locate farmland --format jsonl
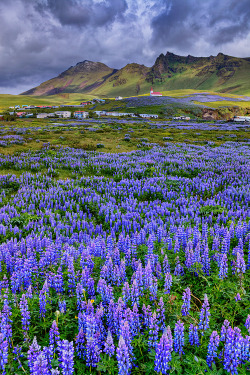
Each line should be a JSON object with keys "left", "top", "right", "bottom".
{"left": 0, "top": 115, "right": 250, "bottom": 374}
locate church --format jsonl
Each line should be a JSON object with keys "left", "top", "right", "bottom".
{"left": 150, "top": 87, "right": 162, "bottom": 97}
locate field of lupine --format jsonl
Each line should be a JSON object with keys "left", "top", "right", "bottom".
{"left": 0, "top": 133, "right": 250, "bottom": 374}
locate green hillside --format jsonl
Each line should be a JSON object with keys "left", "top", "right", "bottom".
{"left": 21, "top": 52, "right": 250, "bottom": 97}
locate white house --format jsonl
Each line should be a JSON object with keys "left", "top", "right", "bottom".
{"left": 55, "top": 111, "right": 71, "bottom": 118}
{"left": 94, "top": 111, "right": 107, "bottom": 116}
{"left": 233, "top": 116, "right": 250, "bottom": 122}
{"left": 140, "top": 114, "right": 159, "bottom": 119}
{"left": 37, "top": 113, "right": 50, "bottom": 119}
{"left": 150, "top": 87, "right": 162, "bottom": 97}
{"left": 173, "top": 116, "right": 190, "bottom": 120}
{"left": 74, "top": 111, "right": 89, "bottom": 119}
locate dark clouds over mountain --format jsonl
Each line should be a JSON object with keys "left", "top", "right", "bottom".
{"left": 0, "top": 0, "right": 249, "bottom": 94}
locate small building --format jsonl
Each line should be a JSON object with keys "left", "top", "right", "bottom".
{"left": 55, "top": 111, "right": 71, "bottom": 118}
{"left": 150, "top": 87, "right": 162, "bottom": 97}
{"left": 37, "top": 113, "right": 55, "bottom": 119}
{"left": 139, "top": 114, "right": 159, "bottom": 119}
{"left": 16, "top": 112, "right": 27, "bottom": 118}
{"left": 80, "top": 101, "right": 92, "bottom": 106}
{"left": 74, "top": 111, "right": 89, "bottom": 119}
{"left": 92, "top": 98, "right": 105, "bottom": 104}
{"left": 94, "top": 111, "right": 107, "bottom": 116}
{"left": 115, "top": 96, "right": 123, "bottom": 101}
{"left": 233, "top": 116, "right": 250, "bottom": 122}
{"left": 173, "top": 116, "right": 190, "bottom": 120}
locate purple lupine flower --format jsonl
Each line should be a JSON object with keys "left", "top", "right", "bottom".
{"left": 130, "top": 279, "right": 140, "bottom": 306}
{"left": 49, "top": 321, "right": 60, "bottom": 354}
{"left": 148, "top": 312, "right": 159, "bottom": 349}
{"left": 174, "top": 256, "right": 184, "bottom": 276}
{"left": 76, "top": 328, "right": 85, "bottom": 359}
{"left": 39, "top": 282, "right": 49, "bottom": 318}
{"left": 27, "top": 337, "right": 41, "bottom": 374}
{"left": 164, "top": 272, "right": 172, "bottom": 294}
{"left": 219, "top": 254, "right": 228, "bottom": 280}
{"left": 163, "top": 254, "right": 170, "bottom": 273}
{"left": 149, "top": 277, "right": 158, "bottom": 300}
{"left": 241, "top": 335, "right": 250, "bottom": 363}
{"left": 154, "top": 327, "right": 173, "bottom": 374}
{"left": 247, "top": 240, "right": 250, "bottom": 270}
{"left": 221, "top": 320, "right": 231, "bottom": 342}
{"left": 131, "top": 303, "right": 141, "bottom": 337}
{"left": 223, "top": 327, "right": 242, "bottom": 374}
{"left": 122, "top": 282, "right": 130, "bottom": 305}
{"left": 67, "top": 258, "right": 76, "bottom": 296}
{"left": 181, "top": 287, "right": 191, "bottom": 316}
{"left": 235, "top": 293, "right": 241, "bottom": 302}
{"left": 236, "top": 251, "right": 246, "bottom": 275}
{"left": 198, "top": 294, "right": 210, "bottom": 335}
{"left": 189, "top": 324, "right": 200, "bottom": 346}
{"left": 0, "top": 333, "right": 8, "bottom": 375}
{"left": 19, "top": 294, "right": 30, "bottom": 340}
{"left": 116, "top": 336, "right": 131, "bottom": 375}
{"left": 58, "top": 300, "right": 66, "bottom": 314}
{"left": 58, "top": 340, "right": 74, "bottom": 375}
{"left": 142, "top": 304, "right": 152, "bottom": 328}
{"left": 104, "top": 331, "right": 115, "bottom": 357}
{"left": 174, "top": 320, "right": 185, "bottom": 356}
{"left": 245, "top": 315, "right": 250, "bottom": 334}
{"left": 76, "top": 283, "right": 84, "bottom": 310}
{"left": 202, "top": 246, "right": 210, "bottom": 276}
{"left": 120, "top": 320, "right": 133, "bottom": 361}
{"left": 206, "top": 331, "right": 220, "bottom": 368}
{"left": 33, "top": 352, "right": 50, "bottom": 375}
{"left": 85, "top": 336, "right": 101, "bottom": 368}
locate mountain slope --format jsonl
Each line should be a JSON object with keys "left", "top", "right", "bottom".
{"left": 23, "top": 60, "right": 117, "bottom": 96}
{"left": 22, "top": 52, "right": 250, "bottom": 97}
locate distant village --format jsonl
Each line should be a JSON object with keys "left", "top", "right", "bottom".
{"left": 4, "top": 90, "right": 163, "bottom": 120}
{"left": 1, "top": 88, "right": 249, "bottom": 122}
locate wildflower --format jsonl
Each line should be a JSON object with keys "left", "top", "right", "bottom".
{"left": 49, "top": 321, "right": 60, "bottom": 354}
{"left": 104, "top": 331, "right": 115, "bottom": 357}
{"left": 174, "top": 320, "right": 185, "bottom": 356}
{"left": 181, "top": 287, "right": 191, "bottom": 316}
{"left": 219, "top": 254, "right": 228, "bottom": 280}
{"left": 164, "top": 273, "right": 172, "bottom": 294}
{"left": 116, "top": 336, "right": 131, "bottom": 375}
{"left": 33, "top": 353, "right": 50, "bottom": 375}
{"left": 148, "top": 312, "right": 159, "bottom": 349}
{"left": 58, "top": 340, "right": 74, "bottom": 375}
{"left": 0, "top": 333, "right": 8, "bottom": 375}
{"left": 235, "top": 293, "right": 241, "bottom": 302}
{"left": 198, "top": 294, "right": 210, "bottom": 334}
{"left": 206, "top": 331, "right": 220, "bottom": 368}
{"left": 223, "top": 327, "right": 242, "bottom": 374}
{"left": 154, "top": 327, "right": 173, "bottom": 374}
{"left": 189, "top": 324, "right": 200, "bottom": 346}
{"left": 19, "top": 294, "right": 30, "bottom": 340}
{"left": 245, "top": 315, "right": 250, "bottom": 334}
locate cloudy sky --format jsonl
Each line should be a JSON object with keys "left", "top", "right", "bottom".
{"left": 0, "top": 0, "right": 249, "bottom": 94}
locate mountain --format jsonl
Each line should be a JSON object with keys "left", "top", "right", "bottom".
{"left": 22, "top": 52, "right": 250, "bottom": 97}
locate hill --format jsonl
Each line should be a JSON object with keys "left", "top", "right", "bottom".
{"left": 22, "top": 52, "right": 250, "bottom": 97}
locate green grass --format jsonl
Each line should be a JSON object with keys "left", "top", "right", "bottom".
{"left": 0, "top": 118, "right": 249, "bottom": 159}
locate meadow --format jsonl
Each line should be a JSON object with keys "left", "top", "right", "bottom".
{"left": 0, "top": 116, "right": 250, "bottom": 374}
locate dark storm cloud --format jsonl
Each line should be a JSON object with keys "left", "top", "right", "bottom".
{"left": 35, "top": 0, "right": 128, "bottom": 27}
{"left": 0, "top": 0, "right": 249, "bottom": 94}
{"left": 151, "top": 0, "right": 250, "bottom": 53}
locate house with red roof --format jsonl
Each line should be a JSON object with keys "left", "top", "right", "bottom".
{"left": 150, "top": 87, "right": 162, "bottom": 97}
